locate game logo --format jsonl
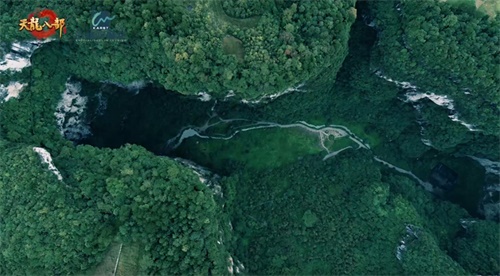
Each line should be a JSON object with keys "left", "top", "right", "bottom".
{"left": 19, "top": 9, "right": 66, "bottom": 39}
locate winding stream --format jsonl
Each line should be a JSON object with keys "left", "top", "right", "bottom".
{"left": 166, "top": 107, "right": 435, "bottom": 194}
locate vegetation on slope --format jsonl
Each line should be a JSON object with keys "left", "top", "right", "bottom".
{"left": 1, "top": 0, "right": 356, "bottom": 99}
{"left": 0, "top": 0, "right": 498, "bottom": 274}
{"left": 369, "top": 0, "right": 500, "bottom": 137}
{"left": 220, "top": 151, "right": 486, "bottom": 274}
{"left": 0, "top": 143, "right": 231, "bottom": 275}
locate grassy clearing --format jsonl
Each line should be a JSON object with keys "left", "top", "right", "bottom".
{"left": 175, "top": 127, "right": 325, "bottom": 171}
{"left": 222, "top": 35, "right": 245, "bottom": 62}
{"left": 324, "top": 136, "right": 357, "bottom": 152}
{"left": 116, "top": 243, "right": 141, "bottom": 276}
{"left": 82, "top": 243, "right": 142, "bottom": 276}
{"left": 476, "top": 0, "right": 499, "bottom": 19}
{"left": 81, "top": 243, "right": 121, "bottom": 276}
{"left": 443, "top": 0, "right": 498, "bottom": 18}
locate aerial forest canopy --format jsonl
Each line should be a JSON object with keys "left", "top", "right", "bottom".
{"left": 0, "top": 142, "right": 230, "bottom": 275}
{"left": 369, "top": 0, "right": 500, "bottom": 136}
{"left": 0, "top": 0, "right": 356, "bottom": 100}
{"left": 222, "top": 151, "right": 499, "bottom": 274}
{"left": 0, "top": 0, "right": 499, "bottom": 275}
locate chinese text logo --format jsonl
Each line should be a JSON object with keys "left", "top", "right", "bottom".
{"left": 19, "top": 9, "right": 66, "bottom": 39}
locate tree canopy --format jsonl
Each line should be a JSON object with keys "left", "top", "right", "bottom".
{"left": 0, "top": 0, "right": 356, "bottom": 100}
{"left": 369, "top": 0, "right": 500, "bottom": 136}
{"left": 221, "top": 151, "right": 476, "bottom": 274}
{"left": 0, "top": 142, "right": 231, "bottom": 275}
{"left": 0, "top": 0, "right": 498, "bottom": 274}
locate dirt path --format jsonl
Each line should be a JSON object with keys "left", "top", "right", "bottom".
{"left": 167, "top": 112, "right": 434, "bottom": 195}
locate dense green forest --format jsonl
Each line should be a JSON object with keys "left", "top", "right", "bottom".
{"left": 221, "top": 151, "right": 499, "bottom": 274}
{"left": 0, "top": 0, "right": 356, "bottom": 99}
{"left": 369, "top": 0, "right": 500, "bottom": 137}
{"left": 0, "top": 142, "right": 230, "bottom": 274}
{"left": 0, "top": 0, "right": 498, "bottom": 275}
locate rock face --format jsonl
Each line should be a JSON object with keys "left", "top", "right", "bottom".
{"left": 173, "top": 157, "right": 246, "bottom": 273}
{"left": 396, "top": 224, "right": 420, "bottom": 261}
{"left": 479, "top": 171, "right": 500, "bottom": 221}
{"left": 54, "top": 80, "right": 91, "bottom": 141}
{"left": 174, "top": 157, "right": 223, "bottom": 198}
{"left": 0, "top": 40, "right": 51, "bottom": 102}
{"left": 0, "top": 39, "right": 55, "bottom": 72}
{"left": 370, "top": 0, "right": 499, "bottom": 135}
{"left": 468, "top": 156, "right": 500, "bottom": 221}
{"left": 101, "top": 80, "right": 146, "bottom": 95}
{"left": 480, "top": 180, "right": 500, "bottom": 221}
{"left": 0, "top": 41, "right": 36, "bottom": 72}
{"left": 32, "top": 147, "right": 63, "bottom": 181}
{"left": 0, "top": 82, "right": 26, "bottom": 102}
{"left": 428, "top": 163, "right": 458, "bottom": 191}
